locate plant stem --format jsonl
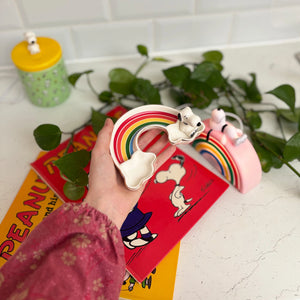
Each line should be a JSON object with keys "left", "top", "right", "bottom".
{"left": 154, "top": 80, "right": 172, "bottom": 90}
{"left": 64, "top": 133, "right": 75, "bottom": 155}
{"left": 86, "top": 74, "right": 98, "bottom": 96}
{"left": 134, "top": 58, "right": 149, "bottom": 76}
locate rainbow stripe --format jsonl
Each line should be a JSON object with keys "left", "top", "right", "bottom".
{"left": 193, "top": 132, "right": 241, "bottom": 190}
{"left": 112, "top": 110, "right": 178, "bottom": 164}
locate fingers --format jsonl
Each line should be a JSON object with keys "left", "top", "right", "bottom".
{"left": 136, "top": 128, "right": 176, "bottom": 169}
{"left": 93, "top": 118, "right": 114, "bottom": 156}
{"left": 145, "top": 132, "right": 169, "bottom": 155}
{"left": 138, "top": 129, "right": 164, "bottom": 151}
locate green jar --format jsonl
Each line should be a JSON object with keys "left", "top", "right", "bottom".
{"left": 11, "top": 36, "right": 71, "bottom": 107}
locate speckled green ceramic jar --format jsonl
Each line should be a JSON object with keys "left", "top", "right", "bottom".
{"left": 17, "top": 58, "right": 70, "bottom": 107}
{"left": 11, "top": 37, "right": 71, "bottom": 107}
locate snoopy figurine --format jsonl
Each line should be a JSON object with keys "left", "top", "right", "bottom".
{"left": 155, "top": 155, "right": 192, "bottom": 217}
{"left": 24, "top": 32, "right": 40, "bottom": 55}
{"left": 209, "top": 108, "right": 247, "bottom": 146}
{"left": 166, "top": 106, "right": 204, "bottom": 144}
{"left": 177, "top": 106, "right": 202, "bottom": 138}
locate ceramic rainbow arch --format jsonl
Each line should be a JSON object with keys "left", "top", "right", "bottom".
{"left": 110, "top": 105, "right": 205, "bottom": 190}
{"left": 193, "top": 119, "right": 262, "bottom": 193}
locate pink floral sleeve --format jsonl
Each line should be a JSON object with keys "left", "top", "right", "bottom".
{"left": 0, "top": 202, "right": 126, "bottom": 300}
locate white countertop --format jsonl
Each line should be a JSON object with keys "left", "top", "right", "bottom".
{"left": 1, "top": 39, "right": 300, "bottom": 300}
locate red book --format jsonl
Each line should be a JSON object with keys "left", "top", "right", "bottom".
{"left": 31, "top": 105, "right": 229, "bottom": 282}
{"left": 122, "top": 148, "right": 228, "bottom": 281}
{"left": 31, "top": 105, "right": 127, "bottom": 203}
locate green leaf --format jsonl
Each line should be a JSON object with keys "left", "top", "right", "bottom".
{"left": 252, "top": 139, "right": 283, "bottom": 172}
{"left": 183, "top": 79, "right": 218, "bottom": 108}
{"left": 277, "top": 107, "right": 300, "bottom": 123}
{"left": 246, "top": 73, "right": 262, "bottom": 103}
{"left": 283, "top": 132, "right": 300, "bottom": 161}
{"left": 54, "top": 150, "right": 91, "bottom": 186}
{"left": 169, "top": 88, "right": 192, "bottom": 106}
{"left": 163, "top": 65, "right": 191, "bottom": 88}
{"left": 202, "top": 50, "right": 223, "bottom": 63}
{"left": 91, "top": 109, "right": 108, "bottom": 135}
{"left": 245, "top": 110, "right": 262, "bottom": 129}
{"left": 98, "top": 90, "right": 113, "bottom": 103}
{"left": 137, "top": 44, "right": 148, "bottom": 57}
{"left": 109, "top": 68, "right": 135, "bottom": 95}
{"left": 68, "top": 70, "right": 93, "bottom": 87}
{"left": 255, "top": 131, "right": 286, "bottom": 162}
{"left": 191, "top": 62, "right": 224, "bottom": 88}
{"left": 267, "top": 84, "right": 296, "bottom": 113}
{"left": 133, "top": 78, "right": 161, "bottom": 104}
{"left": 33, "top": 124, "right": 62, "bottom": 151}
{"left": 232, "top": 79, "right": 248, "bottom": 92}
{"left": 63, "top": 182, "right": 85, "bottom": 201}
{"left": 152, "top": 57, "right": 169, "bottom": 62}
{"left": 202, "top": 50, "right": 223, "bottom": 71}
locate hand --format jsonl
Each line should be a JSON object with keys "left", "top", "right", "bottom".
{"left": 85, "top": 118, "right": 176, "bottom": 228}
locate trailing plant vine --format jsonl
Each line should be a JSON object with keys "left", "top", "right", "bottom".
{"left": 34, "top": 44, "right": 300, "bottom": 200}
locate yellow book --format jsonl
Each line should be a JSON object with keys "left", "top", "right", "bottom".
{"left": 120, "top": 242, "right": 180, "bottom": 300}
{"left": 0, "top": 152, "right": 63, "bottom": 268}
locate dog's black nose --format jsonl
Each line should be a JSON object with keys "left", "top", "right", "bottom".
{"left": 197, "top": 122, "right": 201, "bottom": 127}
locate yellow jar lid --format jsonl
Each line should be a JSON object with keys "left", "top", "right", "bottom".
{"left": 11, "top": 37, "right": 62, "bottom": 72}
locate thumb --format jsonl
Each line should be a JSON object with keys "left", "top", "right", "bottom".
{"left": 93, "top": 118, "right": 114, "bottom": 156}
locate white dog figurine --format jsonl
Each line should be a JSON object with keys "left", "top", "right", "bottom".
{"left": 166, "top": 106, "right": 204, "bottom": 144}
{"left": 24, "top": 32, "right": 40, "bottom": 55}
{"left": 178, "top": 106, "right": 202, "bottom": 138}
{"left": 209, "top": 108, "right": 247, "bottom": 146}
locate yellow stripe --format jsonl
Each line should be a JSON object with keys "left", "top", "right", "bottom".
{"left": 120, "top": 117, "right": 174, "bottom": 161}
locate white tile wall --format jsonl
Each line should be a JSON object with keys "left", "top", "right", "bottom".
{"left": 72, "top": 21, "right": 153, "bottom": 58}
{"left": 110, "top": 0, "right": 194, "bottom": 20}
{"left": 35, "top": 27, "right": 77, "bottom": 60}
{"left": 0, "top": 30, "right": 24, "bottom": 67}
{"left": 196, "top": 0, "right": 272, "bottom": 13}
{"left": 1, "top": 0, "right": 300, "bottom": 68}
{"left": 154, "top": 14, "right": 233, "bottom": 51}
{"left": 231, "top": 7, "right": 300, "bottom": 44}
{"left": 18, "top": 0, "right": 109, "bottom": 26}
{"left": 0, "top": 0, "right": 23, "bottom": 29}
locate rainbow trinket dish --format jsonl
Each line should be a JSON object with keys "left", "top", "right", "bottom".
{"left": 109, "top": 105, "right": 205, "bottom": 190}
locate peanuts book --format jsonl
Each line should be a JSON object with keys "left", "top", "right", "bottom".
{"left": 122, "top": 147, "right": 228, "bottom": 282}
{"left": 30, "top": 105, "right": 229, "bottom": 283}
{"left": 0, "top": 151, "right": 179, "bottom": 299}
{"left": 0, "top": 152, "right": 63, "bottom": 268}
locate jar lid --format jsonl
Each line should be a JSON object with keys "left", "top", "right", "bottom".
{"left": 11, "top": 37, "right": 62, "bottom": 72}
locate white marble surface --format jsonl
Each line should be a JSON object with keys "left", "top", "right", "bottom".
{"left": 1, "top": 39, "right": 300, "bottom": 300}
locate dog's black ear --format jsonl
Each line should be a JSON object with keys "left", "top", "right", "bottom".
{"left": 178, "top": 113, "right": 182, "bottom": 121}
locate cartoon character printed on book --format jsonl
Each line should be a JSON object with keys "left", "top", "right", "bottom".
{"left": 154, "top": 155, "right": 192, "bottom": 217}
{"left": 120, "top": 204, "right": 157, "bottom": 249}
{"left": 122, "top": 269, "right": 156, "bottom": 292}
{"left": 209, "top": 108, "right": 247, "bottom": 146}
